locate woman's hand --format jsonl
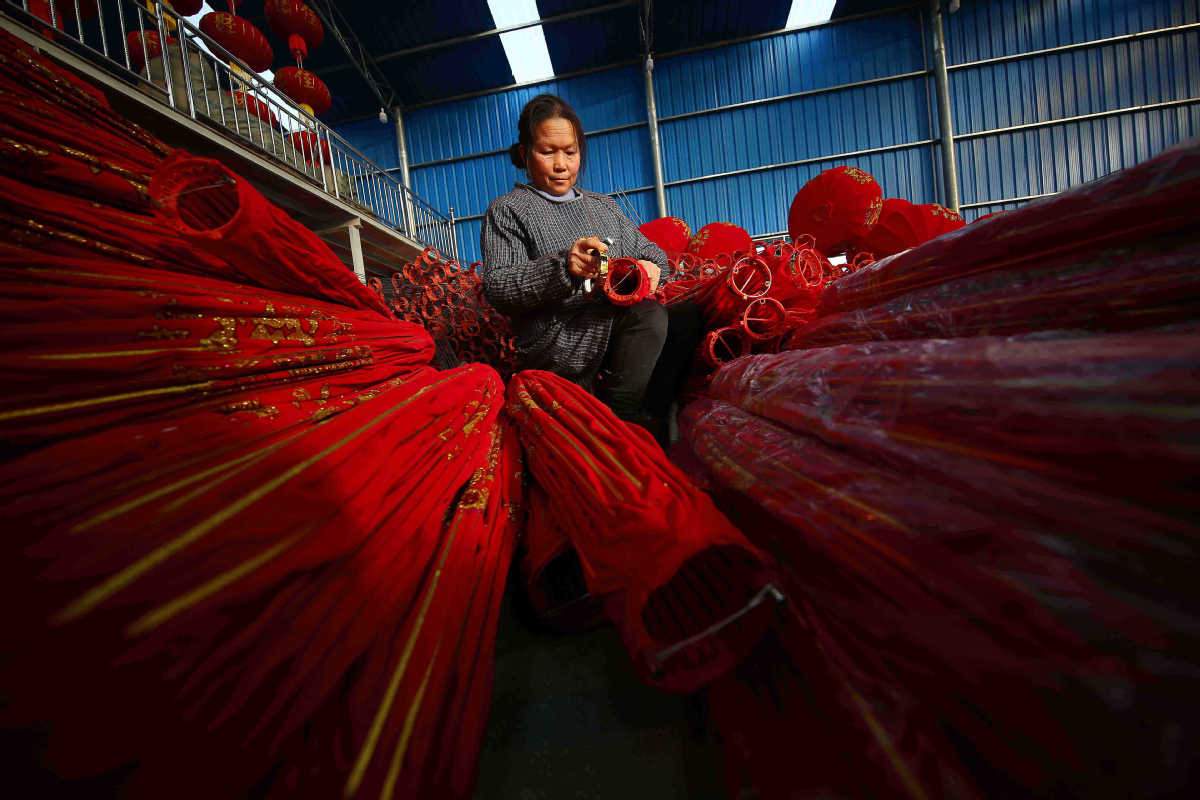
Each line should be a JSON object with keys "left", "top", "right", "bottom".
{"left": 567, "top": 236, "right": 608, "bottom": 280}
{"left": 637, "top": 260, "right": 661, "bottom": 293}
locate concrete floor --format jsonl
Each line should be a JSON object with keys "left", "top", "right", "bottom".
{"left": 473, "top": 591, "right": 727, "bottom": 800}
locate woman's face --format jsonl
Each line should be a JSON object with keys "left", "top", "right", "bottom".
{"left": 525, "top": 117, "right": 580, "bottom": 196}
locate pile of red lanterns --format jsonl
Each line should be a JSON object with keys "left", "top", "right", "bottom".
{"left": 369, "top": 248, "right": 519, "bottom": 378}
{"left": 638, "top": 165, "right": 966, "bottom": 371}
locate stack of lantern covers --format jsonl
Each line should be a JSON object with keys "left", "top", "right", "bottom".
{"left": 4, "top": 29, "right": 1200, "bottom": 800}
{"left": 0, "top": 30, "right": 776, "bottom": 798}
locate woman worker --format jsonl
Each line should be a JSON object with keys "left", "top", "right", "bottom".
{"left": 481, "top": 94, "right": 701, "bottom": 445}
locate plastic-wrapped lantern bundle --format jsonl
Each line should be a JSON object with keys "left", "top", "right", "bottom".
{"left": 787, "top": 166, "right": 883, "bottom": 256}
{"left": 507, "top": 370, "right": 780, "bottom": 692}
{"left": 639, "top": 216, "right": 692, "bottom": 260}
{"left": 687, "top": 221, "right": 753, "bottom": 260}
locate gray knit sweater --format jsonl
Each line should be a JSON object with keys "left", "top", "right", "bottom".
{"left": 480, "top": 183, "right": 670, "bottom": 382}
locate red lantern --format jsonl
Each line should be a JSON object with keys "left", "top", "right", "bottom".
{"left": 288, "top": 130, "right": 332, "bottom": 165}
{"left": 687, "top": 221, "right": 752, "bottom": 260}
{"left": 230, "top": 91, "right": 280, "bottom": 128}
{"left": 787, "top": 165, "right": 884, "bottom": 256}
{"left": 639, "top": 216, "right": 691, "bottom": 259}
{"left": 165, "top": 0, "right": 204, "bottom": 15}
{"left": 274, "top": 66, "right": 333, "bottom": 116}
{"left": 199, "top": 11, "right": 273, "bottom": 73}
{"left": 264, "top": 0, "right": 325, "bottom": 62}
{"left": 27, "top": 0, "right": 96, "bottom": 31}
{"left": 860, "top": 199, "right": 964, "bottom": 258}
{"left": 126, "top": 30, "right": 174, "bottom": 73}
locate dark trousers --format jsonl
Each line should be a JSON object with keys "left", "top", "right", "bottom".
{"left": 596, "top": 300, "right": 704, "bottom": 425}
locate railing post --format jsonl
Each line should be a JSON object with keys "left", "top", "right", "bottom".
{"left": 448, "top": 205, "right": 459, "bottom": 262}
{"left": 393, "top": 106, "right": 417, "bottom": 237}
{"left": 928, "top": 0, "right": 961, "bottom": 213}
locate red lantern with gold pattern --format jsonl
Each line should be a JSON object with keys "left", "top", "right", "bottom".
{"left": 274, "top": 66, "right": 332, "bottom": 117}
{"left": 787, "top": 165, "right": 883, "bottom": 256}
{"left": 199, "top": 11, "right": 273, "bottom": 73}
{"left": 127, "top": 30, "right": 174, "bottom": 73}
{"left": 289, "top": 130, "right": 332, "bottom": 165}
{"left": 231, "top": 91, "right": 280, "bottom": 128}
{"left": 640, "top": 216, "right": 692, "bottom": 260}
{"left": 264, "top": 0, "right": 325, "bottom": 63}
{"left": 859, "top": 199, "right": 965, "bottom": 259}
{"left": 687, "top": 222, "right": 752, "bottom": 260}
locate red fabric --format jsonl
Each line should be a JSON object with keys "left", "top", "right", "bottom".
{"left": 791, "top": 233, "right": 1200, "bottom": 348}
{"left": 681, "top": 398, "right": 1167, "bottom": 795}
{"left": 639, "top": 216, "right": 692, "bottom": 259}
{"left": 687, "top": 221, "right": 752, "bottom": 260}
{"left": 231, "top": 91, "right": 281, "bottom": 127}
{"left": 858, "top": 198, "right": 965, "bottom": 259}
{"left": 151, "top": 153, "right": 392, "bottom": 316}
{"left": 519, "top": 483, "right": 605, "bottom": 630}
{"left": 507, "top": 370, "right": 778, "bottom": 691}
{"left": 787, "top": 166, "right": 883, "bottom": 256}
{"left": 820, "top": 139, "right": 1200, "bottom": 314}
{"left": 1, "top": 364, "right": 508, "bottom": 797}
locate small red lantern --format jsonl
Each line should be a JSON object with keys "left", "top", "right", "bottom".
{"left": 787, "top": 165, "right": 884, "bottom": 256}
{"left": 264, "top": 0, "right": 325, "bottom": 63}
{"left": 274, "top": 66, "right": 332, "bottom": 116}
{"left": 639, "top": 216, "right": 691, "bottom": 260}
{"left": 231, "top": 91, "right": 280, "bottom": 128}
{"left": 200, "top": 11, "right": 273, "bottom": 73}
{"left": 289, "top": 130, "right": 332, "bottom": 165}
{"left": 127, "top": 30, "right": 174, "bottom": 73}
{"left": 687, "top": 222, "right": 752, "bottom": 260}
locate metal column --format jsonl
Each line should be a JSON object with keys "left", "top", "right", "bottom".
{"left": 929, "top": 0, "right": 960, "bottom": 213}
{"left": 643, "top": 55, "right": 668, "bottom": 219}
{"left": 393, "top": 105, "right": 416, "bottom": 236}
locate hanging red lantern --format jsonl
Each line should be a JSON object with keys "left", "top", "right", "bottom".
{"left": 264, "top": 0, "right": 325, "bottom": 63}
{"left": 165, "top": 0, "right": 204, "bottom": 15}
{"left": 199, "top": 11, "right": 273, "bottom": 73}
{"left": 27, "top": 0, "right": 96, "bottom": 32}
{"left": 288, "top": 130, "right": 332, "bottom": 164}
{"left": 787, "top": 165, "right": 884, "bottom": 256}
{"left": 231, "top": 91, "right": 280, "bottom": 128}
{"left": 274, "top": 66, "right": 333, "bottom": 116}
{"left": 639, "top": 216, "right": 691, "bottom": 260}
{"left": 687, "top": 222, "right": 752, "bottom": 260}
{"left": 126, "top": 30, "right": 175, "bottom": 73}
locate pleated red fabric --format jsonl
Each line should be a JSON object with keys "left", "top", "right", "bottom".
{"left": 787, "top": 166, "right": 884, "bottom": 256}
{"left": 519, "top": 482, "right": 606, "bottom": 630}
{"left": 507, "top": 370, "right": 779, "bottom": 691}
{"left": 791, "top": 233, "right": 1200, "bottom": 348}
{"left": 639, "top": 216, "right": 692, "bottom": 260}
{"left": 857, "top": 198, "right": 965, "bottom": 259}
{"left": 680, "top": 397, "right": 1189, "bottom": 797}
{"left": 687, "top": 221, "right": 753, "bottom": 260}
{"left": 820, "top": 139, "right": 1200, "bottom": 314}
{"left": 151, "top": 153, "right": 392, "bottom": 316}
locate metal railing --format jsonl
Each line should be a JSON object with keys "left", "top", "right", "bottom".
{"left": 3, "top": 0, "right": 458, "bottom": 259}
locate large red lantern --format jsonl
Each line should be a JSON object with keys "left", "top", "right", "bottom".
{"left": 687, "top": 221, "right": 752, "bottom": 260}
{"left": 640, "top": 216, "right": 691, "bottom": 260}
{"left": 289, "top": 130, "right": 332, "bottom": 164}
{"left": 264, "top": 0, "right": 325, "bottom": 62}
{"left": 274, "top": 66, "right": 332, "bottom": 116}
{"left": 860, "top": 198, "right": 964, "bottom": 258}
{"left": 787, "top": 165, "right": 883, "bottom": 256}
{"left": 199, "top": 11, "right": 273, "bottom": 73}
{"left": 127, "top": 30, "right": 173, "bottom": 73}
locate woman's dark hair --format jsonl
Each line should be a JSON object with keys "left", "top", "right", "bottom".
{"left": 508, "top": 94, "right": 586, "bottom": 174}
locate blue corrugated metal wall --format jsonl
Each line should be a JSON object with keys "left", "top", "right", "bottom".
{"left": 337, "top": 0, "right": 1200, "bottom": 258}
{"left": 947, "top": 0, "right": 1200, "bottom": 219}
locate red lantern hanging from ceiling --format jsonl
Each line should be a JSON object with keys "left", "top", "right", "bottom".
{"left": 264, "top": 0, "right": 333, "bottom": 117}
{"left": 787, "top": 165, "right": 883, "bottom": 256}
{"left": 288, "top": 130, "right": 332, "bottom": 165}
{"left": 199, "top": 9, "right": 274, "bottom": 73}
{"left": 274, "top": 65, "right": 333, "bottom": 116}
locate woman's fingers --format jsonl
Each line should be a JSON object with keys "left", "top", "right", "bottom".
{"left": 638, "top": 260, "right": 661, "bottom": 293}
{"left": 568, "top": 237, "right": 607, "bottom": 279}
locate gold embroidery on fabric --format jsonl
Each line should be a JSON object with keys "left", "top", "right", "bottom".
{"left": 248, "top": 316, "right": 317, "bottom": 346}
{"left": 137, "top": 324, "right": 190, "bottom": 341}
{"left": 200, "top": 317, "right": 238, "bottom": 351}
{"left": 19, "top": 218, "right": 154, "bottom": 263}
{"left": 0, "top": 381, "right": 213, "bottom": 422}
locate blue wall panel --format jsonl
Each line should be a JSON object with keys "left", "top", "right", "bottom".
{"left": 947, "top": 0, "right": 1200, "bottom": 212}
{"left": 334, "top": 118, "right": 400, "bottom": 170}
{"left": 653, "top": 10, "right": 926, "bottom": 117}
{"left": 405, "top": 66, "right": 646, "bottom": 165}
